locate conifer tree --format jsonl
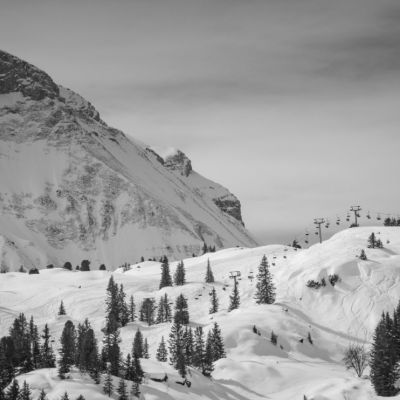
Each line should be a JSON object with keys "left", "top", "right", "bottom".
{"left": 76, "top": 396, "right": 86, "bottom": 400}
{"left": 174, "top": 261, "right": 186, "bottom": 286}
{"left": 60, "top": 392, "right": 70, "bottom": 400}
{"left": 19, "top": 381, "right": 32, "bottom": 400}
{"left": 156, "top": 294, "right": 172, "bottom": 323}
{"left": 143, "top": 339, "right": 149, "bottom": 359}
{"left": 209, "top": 287, "right": 219, "bottom": 314}
{"left": 228, "top": 279, "right": 240, "bottom": 311}
{"left": 129, "top": 296, "right": 136, "bottom": 322}
{"left": 80, "top": 260, "right": 90, "bottom": 271}
{"left": 168, "top": 322, "right": 187, "bottom": 377}
{"left": 103, "top": 366, "right": 114, "bottom": 397}
{"left": 63, "top": 262, "right": 72, "bottom": 271}
{"left": 156, "top": 337, "right": 168, "bottom": 362}
{"left": 5, "top": 380, "right": 19, "bottom": 400}
{"left": 139, "top": 298, "right": 156, "bottom": 326}
{"left": 132, "top": 354, "right": 144, "bottom": 383}
{"left": 29, "top": 316, "right": 41, "bottom": 369}
{"left": 359, "top": 249, "right": 368, "bottom": 261}
{"left": 105, "top": 276, "right": 120, "bottom": 333}
{"left": 159, "top": 257, "right": 172, "bottom": 289}
{"left": 271, "top": 331, "right": 278, "bottom": 345}
{"left": 255, "top": 255, "right": 276, "bottom": 304}
{"left": 37, "top": 389, "right": 48, "bottom": 400}
{"left": 368, "top": 233, "right": 377, "bottom": 249}
{"left": 0, "top": 336, "right": 15, "bottom": 390}
{"left": 202, "top": 242, "right": 208, "bottom": 254}
{"left": 58, "top": 301, "right": 66, "bottom": 316}
{"left": 76, "top": 320, "right": 99, "bottom": 380}
{"left": 192, "top": 327, "right": 205, "bottom": 371}
{"left": 58, "top": 320, "right": 76, "bottom": 378}
{"left": 132, "top": 329, "right": 144, "bottom": 358}
{"left": 174, "top": 294, "right": 189, "bottom": 325}
{"left": 130, "top": 381, "right": 140, "bottom": 399}
{"left": 205, "top": 259, "right": 214, "bottom": 283}
{"left": 183, "top": 326, "right": 194, "bottom": 366}
{"left": 118, "top": 285, "right": 130, "bottom": 327}
{"left": 203, "top": 332, "right": 214, "bottom": 377}
{"left": 210, "top": 322, "right": 226, "bottom": 361}
{"left": 9, "top": 313, "right": 32, "bottom": 371}
{"left": 117, "top": 378, "right": 128, "bottom": 400}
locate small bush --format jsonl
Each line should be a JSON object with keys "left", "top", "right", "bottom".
{"left": 46, "top": 264, "right": 54, "bottom": 269}
{"left": 29, "top": 268, "right": 40, "bottom": 275}
{"left": 328, "top": 274, "right": 340, "bottom": 286}
{"left": 99, "top": 264, "right": 106, "bottom": 271}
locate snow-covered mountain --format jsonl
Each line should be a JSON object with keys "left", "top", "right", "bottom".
{"left": 1, "top": 227, "right": 399, "bottom": 399}
{"left": 0, "top": 50, "right": 257, "bottom": 271}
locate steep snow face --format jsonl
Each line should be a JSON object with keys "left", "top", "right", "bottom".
{"left": 1, "top": 227, "right": 399, "bottom": 399}
{"left": 0, "top": 50, "right": 256, "bottom": 270}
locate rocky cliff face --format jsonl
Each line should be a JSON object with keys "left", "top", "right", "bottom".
{"left": 0, "top": 50, "right": 257, "bottom": 271}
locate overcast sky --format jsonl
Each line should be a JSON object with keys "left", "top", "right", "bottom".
{"left": 2, "top": 0, "right": 400, "bottom": 244}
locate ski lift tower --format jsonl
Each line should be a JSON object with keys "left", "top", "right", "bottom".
{"left": 350, "top": 205, "right": 362, "bottom": 227}
{"left": 313, "top": 218, "right": 325, "bottom": 244}
{"left": 229, "top": 271, "right": 241, "bottom": 285}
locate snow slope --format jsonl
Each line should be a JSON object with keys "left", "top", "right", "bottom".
{"left": 0, "top": 50, "right": 256, "bottom": 271}
{"left": 1, "top": 227, "right": 400, "bottom": 399}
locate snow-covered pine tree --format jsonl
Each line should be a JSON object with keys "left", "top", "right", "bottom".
{"left": 210, "top": 322, "right": 226, "bottom": 361}
{"left": 19, "top": 381, "right": 31, "bottom": 400}
{"left": 37, "top": 389, "right": 48, "bottom": 400}
{"left": 228, "top": 279, "right": 240, "bottom": 311}
{"left": 117, "top": 378, "right": 128, "bottom": 400}
{"left": 156, "top": 336, "right": 168, "bottom": 362}
{"left": 129, "top": 295, "right": 136, "bottom": 322}
{"left": 192, "top": 327, "right": 205, "bottom": 370}
{"left": 58, "top": 301, "right": 66, "bottom": 316}
{"left": 174, "top": 261, "right": 186, "bottom": 286}
{"left": 139, "top": 298, "right": 156, "bottom": 326}
{"left": 159, "top": 257, "right": 172, "bottom": 289}
{"left": 183, "top": 326, "right": 194, "bottom": 366}
{"left": 209, "top": 286, "right": 219, "bottom": 314}
{"left": 103, "top": 366, "right": 114, "bottom": 397}
{"left": 143, "top": 339, "right": 149, "bottom": 359}
{"left": 5, "top": 379, "right": 19, "bottom": 400}
{"left": 370, "top": 312, "right": 398, "bottom": 396}
{"left": 255, "top": 255, "right": 276, "bottom": 304}
{"left": 118, "top": 285, "right": 130, "bottom": 327}
{"left": 359, "top": 249, "right": 368, "bottom": 260}
{"left": 174, "top": 294, "right": 189, "bottom": 325}
{"left": 205, "top": 259, "right": 214, "bottom": 283}
{"left": 203, "top": 331, "right": 214, "bottom": 377}
{"left": 168, "top": 322, "right": 187, "bottom": 377}
{"left": 132, "top": 329, "right": 144, "bottom": 358}
{"left": 58, "top": 320, "right": 76, "bottom": 378}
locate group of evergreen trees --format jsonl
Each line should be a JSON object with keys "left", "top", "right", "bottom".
{"left": 384, "top": 217, "right": 400, "bottom": 226}
{"left": 0, "top": 314, "right": 56, "bottom": 394}
{"left": 167, "top": 321, "right": 225, "bottom": 379}
{"left": 370, "top": 301, "right": 400, "bottom": 396}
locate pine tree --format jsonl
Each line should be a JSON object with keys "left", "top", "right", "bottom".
{"left": 183, "top": 326, "right": 194, "bottom": 366}
{"left": 192, "top": 327, "right": 205, "bottom": 370}
{"left": 58, "top": 301, "right": 66, "bottom": 316}
{"left": 103, "top": 366, "right": 114, "bottom": 397}
{"left": 359, "top": 249, "right": 368, "bottom": 260}
{"left": 174, "top": 261, "right": 186, "bottom": 286}
{"left": 209, "top": 287, "right": 219, "bottom": 314}
{"left": 118, "top": 285, "right": 130, "bottom": 327}
{"left": 58, "top": 320, "right": 76, "bottom": 378}
{"left": 0, "top": 336, "right": 15, "bottom": 391}
{"left": 63, "top": 262, "right": 72, "bottom": 270}
{"left": 368, "top": 233, "right": 377, "bottom": 249}
{"left": 37, "top": 389, "right": 48, "bottom": 400}
{"left": 9, "top": 313, "right": 32, "bottom": 371}
{"left": 5, "top": 380, "right": 19, "bottom": 400}
{"left": 156, "top": 294, "right": 172, "bottom": 324}
{"left": 129, "top": 296, "right": 136, "bottom": 322}
{"left": 168, "top": 322, "right": 187, "bottom": 378}
{"left": 76, "top": 320, "right": 99, "bottom": 380}
{"left": 210, "top": 322, "right": 226, "bottom": 361}
{"left": 29, "top": 316, "right": 41, "bottom": 369}
{"left": 159, "top": 257, "right": 172, "bottom": 289}
{"left": 139, "top": 298, "right": 156, "bottom": 326}
{"left": 80, "top": 259, "right": 90, "bottom": 271}
{"left": 60, "top": 392, "right": 70, "bottom": 400}
{"left": 205, "top": 259, "right": 214, "bottom": 283}
{"left": 132, "top": 354, "right": 144, "bottom": 383}
{"left": 156, "top": 337, "right": 168, "bottom": 362}
{"left": 40, "top": 327, "right": 57, "bottom": 367}
{"left": 255, "top": 255, "right": 276, "bottom": 304}
{"left": 130, "top": 381, "right": 140, "bottom": 399}
{"left": 203, "top": 331, "right": 214, "bottom": 377}
{"left": 19, "top": 381, "right": 32, "bottom": 400}
{"left": 132, "top": 329, "right": 144, "bottom": 358}
{"left": 202, "top": 242, "right": 208, "bottom": 254}
{"left": 143, "top": 339, "right": 149, "bottom": 359}
{"left": 228, "top": 279, "right": 240, "bottom": 311}
{"left": 76, "top": 396, "right": 86, "bottom": 400}
{"left": 117, "top": 378, "right": 128, "bottom": 400}
{"left": 105, "top": 276, "right": 120, "bottom": 333}
{"left": 174, "top": 294, "right": 189, "bottom": 325}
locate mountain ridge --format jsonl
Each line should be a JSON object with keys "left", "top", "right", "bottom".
{"left": 0, "top": 50, "right": 257, "bottom": 271}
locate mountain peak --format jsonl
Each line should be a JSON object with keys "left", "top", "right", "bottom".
{"left": 0, "top": 50, "right": 59, "bottom": 100}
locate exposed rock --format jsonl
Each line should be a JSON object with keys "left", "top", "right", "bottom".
{"left": 164, "top": 150, "right": 192, "bottom": 177}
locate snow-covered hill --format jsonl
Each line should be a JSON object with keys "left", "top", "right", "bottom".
{"left": 1, "top": 227, "right": 400, "bottom": 399}
{"left": 0, "top": 50, "right": 257, "bottom": 271}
